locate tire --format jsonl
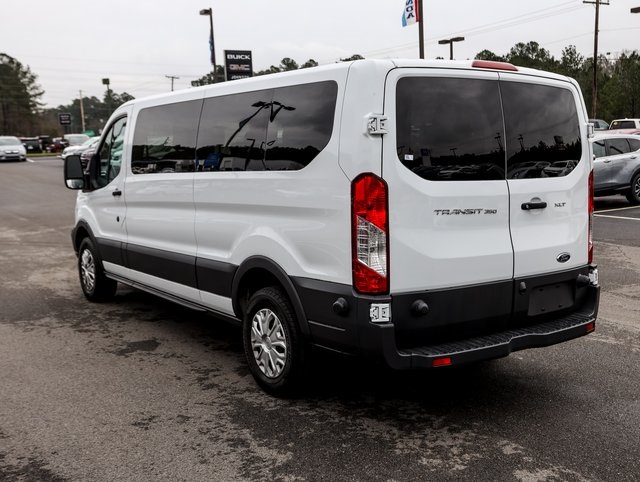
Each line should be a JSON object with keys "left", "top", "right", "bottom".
{"left": 626, "top": 173, "right": 640, "bottom": 204}
{"left": 243, "top": 286, "right": 307, "bottom": 396}
{"left": 77, "top": 238, "right": 117, "bottom": 302}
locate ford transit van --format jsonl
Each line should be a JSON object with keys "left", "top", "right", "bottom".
{"left": 64, "top": 59, "right": 600, "bottom": 394}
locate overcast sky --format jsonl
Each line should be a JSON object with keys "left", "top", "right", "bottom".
{"left": 2, "top": 0, "right": 639, "bottom": 108}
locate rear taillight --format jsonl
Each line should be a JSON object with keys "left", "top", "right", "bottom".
{"left": 352, "top": 173, "right": 389, "bottom": 294}
{"left": 588, "top": 170, "right": 594, "bottom": 264}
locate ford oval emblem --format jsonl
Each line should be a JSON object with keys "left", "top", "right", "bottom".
{"left": 556, "top": 252, "right": 571, "bottom": 263}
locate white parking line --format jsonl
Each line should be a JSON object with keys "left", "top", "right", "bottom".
{"left": 594, "top": 214, "right": 640, "bottom": 221}
{"left": 595, "top": 205, "right": 640, "bottom": 214}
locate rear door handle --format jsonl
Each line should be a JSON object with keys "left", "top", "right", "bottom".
{"left": 521, "top": 201, "right": 547, "bottom": 210}
{"left": 112, "top": 189, "right": 122, "bottom": 197}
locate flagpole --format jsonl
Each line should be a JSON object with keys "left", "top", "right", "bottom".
{"left": 418, "top": 0, "right": 424, "bottom": 58}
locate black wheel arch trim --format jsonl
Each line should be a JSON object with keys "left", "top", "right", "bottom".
{"left": 72, "top": 220, "right": 98, "bottom": 254}
{"left": 232, "top": 256, "right": 311, "bottom": 338}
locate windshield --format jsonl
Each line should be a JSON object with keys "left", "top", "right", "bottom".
{"left": 0, "top": 137, "right": 22, "bottom": 146}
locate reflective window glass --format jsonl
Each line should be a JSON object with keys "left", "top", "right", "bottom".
{"left": 396, "top": 77, "right": 505, "bottom": 181}
{"left": 131, "top": 100, "right": 200, "bottom": 174}
{"left": 607, "top": 138, "right": 630, "bottom": 155}
{"left": 95, "top": 116, "right": 126, "bottom": 188}
{"left": 592, "top": 140, "right": 606, "bottom": 158}
{"left": 502, "top": 82, "right": 581, "bottom": 179}
{"left": 196, "top": 90, "right": 271, "bottom": 171}
{"left": 628, "top": 138, "right": 640, "bottom": 152}
{"left": 264, "top": 81, "right": 337, "bottom": 170}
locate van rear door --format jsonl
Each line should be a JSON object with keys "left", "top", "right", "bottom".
{"left": 500, "top": 74, "right": 590, "bottom": 282}
{"left": 383, "top": 68, "right": 514, "bottom": 294}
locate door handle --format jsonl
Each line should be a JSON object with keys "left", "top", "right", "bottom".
{"left": 112, "top": 189, "right": 122, "bottom": 197}
{"left": 521, "top": 201, "right": 547, "bottom": 210}
{"left": 604, "top": 160, "right": 612, "bottom": 163}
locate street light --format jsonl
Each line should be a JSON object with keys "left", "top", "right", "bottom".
{"left": 199, "top": 8, "right": 217, "bottom": 83}
{"left": 438, "top": 36, "right": 465, "bottom": 60}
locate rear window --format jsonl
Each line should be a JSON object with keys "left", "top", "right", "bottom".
{"left": 396, "top": 77, "right": 581, "bottom": 181}
{"left": 610, "top": 120, "right": 636, "bottom": 129}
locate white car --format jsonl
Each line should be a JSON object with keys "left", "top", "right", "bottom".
{"left": 0, "top": 136, "right": 27, "bottom": 162}
{"left": 609, "top": 118, "right": 640, "bottom": 130}
{"left": 63, "top": 59, "right": 600, "bottom": 395}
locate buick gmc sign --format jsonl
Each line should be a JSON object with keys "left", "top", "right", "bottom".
{"left": 225, "top": 50, "right": 253, "bottom": 81}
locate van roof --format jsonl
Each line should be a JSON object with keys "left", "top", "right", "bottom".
{"left": 117, "top": 58, "right": 573, "bottom": 111}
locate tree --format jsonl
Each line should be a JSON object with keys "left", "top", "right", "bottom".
{"left": 506, "top": 41, "right": 557, "bottom": 70}
{"left": 474, "top": 50, "right": 505, "bottom": 62}
{"left": 0, "top": 53, "right": 44, "bottom": 135}
{"left": 340, "top": 54, "right": 365, "bottom": 62}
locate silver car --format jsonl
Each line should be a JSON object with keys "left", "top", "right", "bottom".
{"left": 0, "top": 136, "right": 27, "bottom": 162}
{"left": 592, "top": 133, "right": 640, "bottom": 204}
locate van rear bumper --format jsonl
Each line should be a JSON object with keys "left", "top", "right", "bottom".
{"left": 294, "top": 266, "right": 600, "bottom": 369}
{"left": 361, "top": 284, "right": 599, "bottom": 369}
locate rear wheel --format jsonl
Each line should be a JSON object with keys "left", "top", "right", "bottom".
{"left": 78, "top": 238, "right": 117, "bottom": 302}
{"left": 626, "top": 173, "right": 640, "bottom": 204}
{"left": 243, "top": 286, "right": 306, "bottom": 396}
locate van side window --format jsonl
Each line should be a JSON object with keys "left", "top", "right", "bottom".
{"left": 196, "top": 81, "right": 337, "bottom": 172}
{"left": 502, "top": 83, "right": 581, "bottom": 179}
{"left": 396, "top": 77, "right": 505, "bottom": 181}
{"left": 95, "top": 116, "right": 126, "bottom": 189}
{"left": 264, "top": 81, "right": 337, "bottom": 170}
{"left": 197, "top": 90, "right": 271, "bottom": 171}
{"left": 131, "top": 100, "right": 200, "bottom": 174}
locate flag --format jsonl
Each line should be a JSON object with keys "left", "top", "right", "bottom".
{"left": 401, "top": 0, "right": 419, "bottom": 27}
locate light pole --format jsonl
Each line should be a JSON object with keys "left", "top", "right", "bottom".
{"left": 438, "top": 36, "right": 465, "bottom": 60}
{"left": 199, "top": 8, "right": 217, "bottom": 83}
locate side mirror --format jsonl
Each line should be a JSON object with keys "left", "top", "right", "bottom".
{"left": 64, "top": 155, "right": 85, "bottom": 190}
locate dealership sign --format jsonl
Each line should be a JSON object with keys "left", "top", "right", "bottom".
{"left": 224, "top": 50, "right": 253, "bottom": 81}
{"left": 58, "top": 113, "right": 72, "bottom": 125}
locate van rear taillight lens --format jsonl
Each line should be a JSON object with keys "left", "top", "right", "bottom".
{"left": 352, "top": 173, "right": 389, "bottom": 294}
{"left": 588, "top": 170, "right": 594, "bottom": 264}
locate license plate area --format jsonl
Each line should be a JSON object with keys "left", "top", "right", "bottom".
{"left": 528, "top": 282, "right": 574, "bottom": 316}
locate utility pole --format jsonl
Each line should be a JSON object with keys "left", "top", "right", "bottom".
{"left": 418, "top": 0, "right": 424, "bottom": 59}
{"left": 583, "top": 0, "right": 609, "bottom": 118}
{"left": 165, "top": 75, "right": 180, "bottom": 92}
{"left": 79, "top": 90, "right": 86, "bottom": 132}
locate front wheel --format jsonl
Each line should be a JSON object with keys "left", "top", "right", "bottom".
{"left": 243, "top": 286, "right": 306, "bottom": 396}
{"left": 78, "top": 238, "right": 117, "bottom": 302}
{"left": 626, "top": 173, "right": 640, "bottom": 204}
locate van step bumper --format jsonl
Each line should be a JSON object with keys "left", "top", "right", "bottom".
{"left": 372, "top": 286, "right": 599, "bottom": 369}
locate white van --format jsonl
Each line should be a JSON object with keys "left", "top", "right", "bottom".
{"left": 64, "top": 59, "right": 600, "bottom": 394}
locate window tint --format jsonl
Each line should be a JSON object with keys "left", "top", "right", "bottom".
{"left": 196, "top": 81, "right": 337, "bottom": 172}
{"left": 94, "top": 116, "right": 126, "bottom": 189}
{"left": 197, "top": 89, "right": 271, "bottom": 171}
{"left": 264, "top": 81, "right": 337, "bottom": 170}
{"left": 611, "top": 120, "right": 635, "bottom": 129}
{"left": 131, "top": 100, "right": 200, "bottom": 174}
{"left": 592, "top": 139, "right": 606, "bottom": 158}
{"left": 396, "top": 77, "right": 505, "bottom": 181}
{"left": 502, "top": 82, "right": 581, "bottom": 179}
{"left": 628, "top": 138, "right": 640, "bottom": 152}
{"left": 607, "top": 138, "right": 630, "bottom": 155}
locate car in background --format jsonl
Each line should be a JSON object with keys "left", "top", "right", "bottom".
{"left": 61, "top": 136, "right": 99, "bottom": 161}
{"left": 591, "top": 133, "right": 640, "bottom": 204}
{"left": 0, "top": 136, "right": 27, "bottom": 162}
{"left": 589, "top": 118, "right": 609, "bottom": 130}
{"left": 20, "top": 137, "right": 42, "bottom": 153}
{"left": 609, "top": 118, "right": 640, "bottom": 130}
{"left": 48, "top": 137, "right": 69, "bottom": 153}
{"left": 542, "top": 160, "right": 576, "bottom": 177}
{"left": 64, "top": 133, "right": 90, "bottom": 146}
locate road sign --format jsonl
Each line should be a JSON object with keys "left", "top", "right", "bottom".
{"left": 58, "top": 113, "right": 72, "bottom": 126}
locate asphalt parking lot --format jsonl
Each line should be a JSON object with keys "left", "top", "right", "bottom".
{"left": 1, "top": 157, "right": 639, "bottom": 481}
